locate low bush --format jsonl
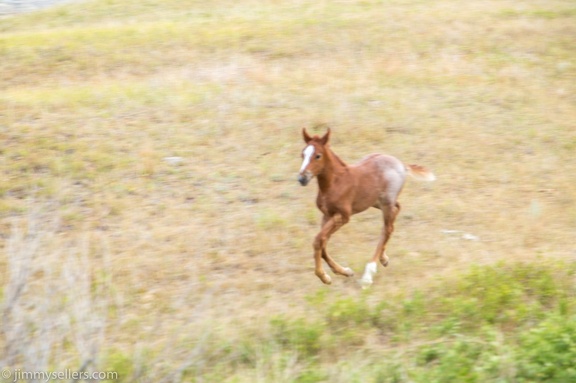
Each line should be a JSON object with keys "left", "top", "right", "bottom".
{"left": 270, "top": 317, "right": 324, "bottom": 360}
{"left": 516, "top": 315, "right": 576, "bottom": 382}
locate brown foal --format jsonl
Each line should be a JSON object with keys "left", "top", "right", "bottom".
{"left": 297, "top": 128, "right": 435, "bottom": 287}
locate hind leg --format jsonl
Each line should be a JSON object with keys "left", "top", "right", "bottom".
{"left": 361, "top": 202, "right": 401, "bottom": 288}
{"left": 379, "top": 201, "right": 401, "bottom": 267}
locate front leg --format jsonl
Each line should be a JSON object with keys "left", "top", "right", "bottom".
{"left": 313, "top": 213, "right": 349, "bottom": 284}
{"left": 322, "top": 248, "right": 354, "bottom": 277}
{"left": 321, "top": 213, "right": 354, "bottom": 278}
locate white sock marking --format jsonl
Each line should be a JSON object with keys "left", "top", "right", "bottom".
{"left": 361, "top": 262, "right": 377, "bottom": 287}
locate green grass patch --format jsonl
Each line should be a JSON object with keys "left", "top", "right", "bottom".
{"left": 500, "top": 8, "right": 576, "bottom": 20}
{"left": 203, "top": 261, "right": 576, "bottom": 382}
{"left": 1, "top": 81, "right": 216, "bottom": 110}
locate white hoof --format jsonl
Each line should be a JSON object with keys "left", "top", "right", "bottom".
{"left": 360, "top": 276, "right": 373, "bottom": 289}
{"left": 360, "top": 262, "right": 377, "bottom": 289}
{"left": 342, "top": 267, "right": 354, "bottom": 277}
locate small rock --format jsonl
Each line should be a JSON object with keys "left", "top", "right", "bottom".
{"left": 462, "top": 233, "right": 480, "bottom": 241}
{"left": 163, "top": 157, "right": 184, "bottom": 165}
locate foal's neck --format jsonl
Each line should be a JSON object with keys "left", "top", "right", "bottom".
{"left": 317, "top": 147, "right": 348, "bottom": 192}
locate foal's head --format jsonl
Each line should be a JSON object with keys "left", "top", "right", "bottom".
{"left": 298, "top": 128, "right": 331, "bottom": 186}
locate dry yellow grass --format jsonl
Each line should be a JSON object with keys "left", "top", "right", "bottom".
{"left": 1, "top": 0, "right": 575, "bottom": 379}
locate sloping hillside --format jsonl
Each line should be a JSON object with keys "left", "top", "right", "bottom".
{"left": 1, "top": 0, "right": 575, "bottom": 381}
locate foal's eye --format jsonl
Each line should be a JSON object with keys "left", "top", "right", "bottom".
{"left": 315, "top": 154, "right": 322, "bottom": 159}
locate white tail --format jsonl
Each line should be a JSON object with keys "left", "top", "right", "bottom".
{"left": 406, "top": 164, "right": 436, "bottom": 181}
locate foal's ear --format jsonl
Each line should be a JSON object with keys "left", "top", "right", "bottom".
{"left": 320, "top": 128, "right": 331, "bottom": 145}
{"left": 302, "top": 128, "right": 313, "bottom": 143}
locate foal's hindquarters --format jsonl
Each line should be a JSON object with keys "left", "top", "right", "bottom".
{"left": 354, "top": 155, "right": 407, "bottom": 288}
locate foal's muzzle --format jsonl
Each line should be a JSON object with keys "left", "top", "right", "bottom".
{"left": 298, "top": 174, "right": 310, "bottom": 186}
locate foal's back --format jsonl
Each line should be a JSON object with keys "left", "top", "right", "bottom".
{"left": 349, "top": 154, "right": 407, "bottom": 213}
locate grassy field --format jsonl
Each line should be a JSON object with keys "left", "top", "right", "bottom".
{"left": 1, "top": 0, "right": 575, "bottom": 381}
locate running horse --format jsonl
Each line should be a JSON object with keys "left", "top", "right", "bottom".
{"left": 297, "top": 128, "right": 435, "bottom": 287}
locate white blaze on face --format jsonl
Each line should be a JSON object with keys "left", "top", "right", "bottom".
{"left": 299, "top": 145, "right": 315, "bottom": 174}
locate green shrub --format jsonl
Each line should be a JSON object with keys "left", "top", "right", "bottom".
{"left": 295, "top": 368, "right": 328, "bottom": 383}
{"left": 326, "top": 297, "right": 372, "bottom": 329}
{"left": 516, "top": 315, "right": 576, "bottom": 382}
{"left": 416, "top": 340, "right": 484, "bottom": 382}
{"left": 104, "top": 350, "right": 134, "bottom": 382}
{"left": 325, "top": 297, "right": 377, "bottom": 347}
{"left": 412, "top": 328, "right": 517, "bottom": 383}
{"left": 270, "top": 317, "right": 324, "bottom": 359}
{"left": 437, "top": 262, "right": 574, "bottom": 330}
